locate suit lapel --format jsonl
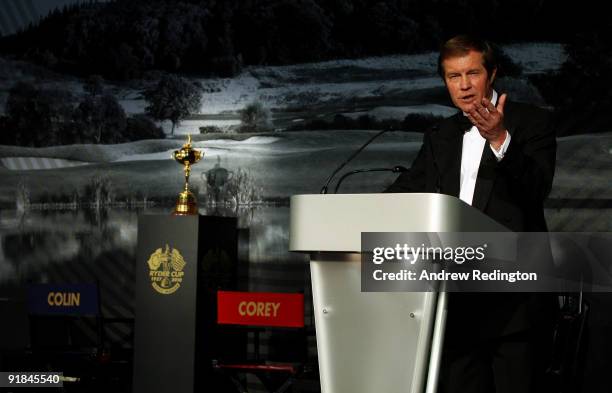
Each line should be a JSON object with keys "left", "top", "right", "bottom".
{"left": 432, "top": 114, "right": 465, "bottom": 197}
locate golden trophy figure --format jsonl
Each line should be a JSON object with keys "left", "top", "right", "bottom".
{"left": 173, "top": 135, "right": 203, "bottom": 215}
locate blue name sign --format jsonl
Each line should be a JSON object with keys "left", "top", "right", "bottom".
{"left": 27, "top": 283, "right": 99, "bottom": 316}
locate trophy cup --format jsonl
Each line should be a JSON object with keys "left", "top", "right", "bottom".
{"left": 173, "top": 135, "right": 203, "bottom": 215}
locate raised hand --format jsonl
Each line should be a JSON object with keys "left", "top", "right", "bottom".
{"left": 466, "top": 93, "right": 508, "bottom": 151}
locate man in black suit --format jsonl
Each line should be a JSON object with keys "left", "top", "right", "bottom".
{"left": 387, "top": 35, "right": 557, "bottom": 393}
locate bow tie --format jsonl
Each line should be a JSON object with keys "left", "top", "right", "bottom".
{"left": 455, "top": 115, "right": 474, "bottom": 132}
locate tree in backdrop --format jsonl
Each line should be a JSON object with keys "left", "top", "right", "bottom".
{"left": 5, "top": 82, "right": 74, "bottom": 146}
{"left": 84, "top": 74, "right": 105, "bottom": 96}
{"left": 74, "top": 94, "right": 127, "bottom": 144}
{"left": 144, "top": 74, "right": 203, "bottom": 135}
{"left": 2, "top": 81, "right": 163, "bottom": 146}
{"left": 531, "top": 24, "right": 612, "bottom": 135}
{"left": 239, "top": 101, "right": 270, "bottom": 132}
{"left": 124, "top": 114, "right": 165, "bottom": 141}
{"left": 234, "top": 0, "right": 332, "bottom": 65}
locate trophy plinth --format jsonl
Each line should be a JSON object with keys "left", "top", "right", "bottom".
{"left": 173, "top": 135, "right": 203, "bottom": 215}
{"left": 174, "top": 189, "right": 198, "bottom": 215}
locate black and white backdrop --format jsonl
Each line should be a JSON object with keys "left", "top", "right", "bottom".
{"left": 0, "top": 0, "right": 611, "bottom": 391}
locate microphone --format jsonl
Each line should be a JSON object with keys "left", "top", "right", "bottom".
{"left": 319, "top": 127, "right": 404, "bottom": 194}
{"left": 334, "top": 166, "right": 407, "bottom": 193}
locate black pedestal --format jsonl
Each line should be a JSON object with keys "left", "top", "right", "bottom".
{"left": 133, "top": 214, "right": 238, "bottom": 393}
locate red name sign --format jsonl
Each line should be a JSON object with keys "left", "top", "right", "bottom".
{"left": 217, "top": 291, "right": 304, "bottom": 328}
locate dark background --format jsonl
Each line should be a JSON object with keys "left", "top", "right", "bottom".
{"left": 0, "top": 1, "right": 610, "bottom": 392}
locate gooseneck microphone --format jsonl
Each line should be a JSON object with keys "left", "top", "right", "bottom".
{"left": 319, "top": 127, "right": 401, "bottom": 194}
{"left": 334, "top": 166, "right": 407, "bottom": 193}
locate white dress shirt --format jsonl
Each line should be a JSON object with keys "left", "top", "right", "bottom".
{"left": 458, "top": 90, "right": 511, "bottom": 205}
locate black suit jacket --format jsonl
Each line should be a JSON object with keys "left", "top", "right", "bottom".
{"left": 386, "top": 101, "right": 557, "bottom": 339}
{"left": 386, "top": 101, "right": 556, "bottom": 232}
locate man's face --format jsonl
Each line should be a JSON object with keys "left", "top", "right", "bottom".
{"left": 442, "top": 50, "right": 496, "bottom": 113}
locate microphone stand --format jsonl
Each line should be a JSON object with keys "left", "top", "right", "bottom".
{"left": 334, "top": 166, "right": 407, "bottom": 194}
{"left": 320, "top": 128, "right": 397, "bottom": 194}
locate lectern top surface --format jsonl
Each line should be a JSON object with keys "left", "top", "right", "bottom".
{"left": 289, "top": 193, "right": 508, "bottom": 252}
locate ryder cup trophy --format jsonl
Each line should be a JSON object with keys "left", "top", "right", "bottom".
{"left": 173, "top": 135, "right": 203, "bottom": 215}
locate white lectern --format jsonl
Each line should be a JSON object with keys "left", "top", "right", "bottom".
{"left": 289, "top": 193, "right": 508, "bottom": 393}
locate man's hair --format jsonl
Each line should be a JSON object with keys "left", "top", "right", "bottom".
{"left": 437, "top": 35, "right": 498, "bottom": 79}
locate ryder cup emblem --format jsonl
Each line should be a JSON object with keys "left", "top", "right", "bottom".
{"left": 147, "top": 245, "right": 186, "bottom": 295}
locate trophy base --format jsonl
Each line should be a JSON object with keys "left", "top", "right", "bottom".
{"left": 173, "top": 190, "right": 198, "bottom": 216}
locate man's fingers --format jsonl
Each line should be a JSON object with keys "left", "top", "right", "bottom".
{"left": 468, "top": 107, "right": 487, "bottom": 124}
{"left": 467, "top": 114, "right": 487, "bottom": 132}
{"left": 482, "top": 97, "right": 497, "bottom": 114}
{"left": 475, "top": 102, "right": 490, "bottom": 119}
{"left": 497, "top": 93, "right": 507, "bottom": 114}
{"left": 466, "top": 113, "right": 482, "bottom": 128}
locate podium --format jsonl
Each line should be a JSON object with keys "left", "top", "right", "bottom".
{"left": 133, "top": 215, "right": 239, "bottom": 393}
{"left": 289, "top": 193, "right": 508, "bottom": 393}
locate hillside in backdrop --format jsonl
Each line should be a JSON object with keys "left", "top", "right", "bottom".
{"left": 0, "top": 0, "right": 611, "bottom": 136}
{"left": 0, "top": 0, "right": 605, "bottom": 79}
